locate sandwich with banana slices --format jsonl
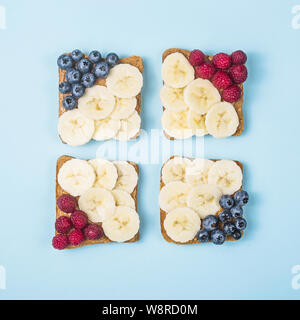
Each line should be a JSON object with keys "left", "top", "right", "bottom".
{"left": 57, "top": 50, "right": 143, "bottom": 146}
{"left": 52, "top": 155, "right": 140, "bottom": 250}
{"left": 160, "top": 48, "right": 248, "bottom": 139}
{"left": 159, "top": 156, "right": 250, "bottom": 245}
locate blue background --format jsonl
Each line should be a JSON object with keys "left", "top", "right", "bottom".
{"left": 0, "top": 0, "right": 299, "bottom": 300}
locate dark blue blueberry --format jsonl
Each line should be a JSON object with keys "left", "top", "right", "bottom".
{"left": 62, "top": 96, "right": 77, "bottom": 110}
{"left": 223, "top": 222, "right": 236, "bottom": 235}
{"left": 234, "top": 190, "right": 249, "bottom": 206}
{"left": 71, "top": 49, "right": 83, "bottom": 62}
{"left": 89, "top": 50, "right": 102, "bottom": 64}
{"left": 230, "top": 206, "right": 243, "bottom": 219}
{"left": 94, "top": 61, "right": 109, "bottom": 78}
{"left": 232, "top": 230, "right": 242, "bottom": 240}
{"left": 219, "top": 195, "right": 235, "bottom": 210}
{"left": 81, "top": 73, "right": 96, "bottom": 88}
{"left": 106, "top": 52, "right": 119, "bottom": 67}
{"left": 234, "top": 217, "right": 247, "bottom": 231}
{"left": 211, "top": 230, "right": 225, "bottom": 245}
{"left": 71, "top": 84, "right": 85, "bottom": 98}
{"left": 77, "top": 58, "right": 92, "bottom": 74}
{"left": 66, "top": 68, "right": 81, "bottom": 84}
{"left": 202, "top": 215, "right": 219, "bottom": 232}
{"left": 57, "top": 54, "right": 73, "bottom": 70}
{"left": 197, "top": 230, "right": 210, "bottom": 243}
{"left": 59, "top": 81, "right": 71, "bottom": 94}
{"left": 218, "top": 210, "right": 232, "bottom": 223}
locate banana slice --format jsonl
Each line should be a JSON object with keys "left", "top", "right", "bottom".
{"left": 113, "top": 161, "right": 138, "bottom": 193}
{"left": 162, "top": 157, "right": 192, "bottom": 184}
{"left": 208, "top": 160, "right": 243, "bottom": 195}
{"left": 106, "top": 64, "right": 143, "bottom": 98}
{"left": 162, "top": 52, "right": 194, "bottom": 88}
{"left": 102, "top": 206, "right": 140, "bottom": 242}
{"left": 58, "top": 159, "right": 95, "bottom": 197}
{"left": 184, "top": 79, "right": 221, "bottom": 115}
{"left": 112, "top": 189, "right": 135, "bottom": 209}
{"left": 187, "top": 111, "right": 207, "bottom": 137}
{"left": 78, "top": 85, "right": 115, "bottom": 120}
{"left": 161, "top": 110, "right": 193, "bottom": 139}
{"left": 185, "top": 159, "right": 214, "bottom": 185}
{"left": 58, "top": 109, "right": 95, "bottom": 146}
{"left": 110, "top": 97, "right": 137, "bottom": 120}
{"left": 115, "top": 111, "right": 141, "bottom": 141}
{"left": 78, "top": 187, "right": 116, "bottom": 223}
{"left": 159, "top": 181, "right": 191, "bottom": 212}
{"left": 187, "top": 184, "right": 222, "bottom": 218}
{"left": 164, "top": 207, "right": 201, "bottom": 243}
{"left": 93, "top": 117, "right": 121, "bottom": 141}
{"left": 88, "top": 158, "right": 118, "bottom": 190}
{"left": 205, "top": 102, "right": 239, "bottom": 138}
{"left": 160, "top": 85, "right": 188, "bottom": 112}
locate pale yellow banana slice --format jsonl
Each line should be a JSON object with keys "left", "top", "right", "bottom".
{"left": 112, "top": 189, "right": 135, "bottom": 209}
{"left": 113, "top": 161, "right": 138, "bottom": 193}
{"left": 161, "top": 110, "right": 193, "bottom": 139}
{"left": 187, "top": 111, "right": 208, "bottom": 136}
{"left": 115, "top": 111, "right": 141, "bottom": 141}
{"left": 162, "top": 157, "right": 192, "bottom": 184}
{"left": 93, "top": 117, "right": 121, "bottom": 141}
{"left": 160, "top": 85, "right": 188, "bottom": 112}
{"left": 185, "top": 159, "right": 214, "bottom": 185}
{"left": 110, "top": 97, "right": 137, "bottom": 120}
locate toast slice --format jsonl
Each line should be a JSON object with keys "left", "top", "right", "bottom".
{"left": 162, "top": 48, "right": 244, "bottom": 140}
{"left": 56, "top": 155, "right": 139, "bottom": 249}
{"left": 160, "top": 156, "right": 244, "bottom": 245}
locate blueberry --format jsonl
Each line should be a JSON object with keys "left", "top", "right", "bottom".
{"left": 66, "top": 68, "right": 81, "bottom": 84}
{"left": 89, "top": 50, "right": 102, "bottom": 64}
{"left": 77, "top": 58, "right": 92, "bottom": 74}
{"left": 223, "top": 222, "right": 236, "bottom": 235}
{"left": 106, "top": 52, "right": 119, "bottom": 67}
{"left": 219, "top": 195, "right": 235, "bottom": 210}
{"left": 211, "top": 230, "right": 225, "bottom": 245}
{"left": 234, "top": 190, "right": 249, "bottom": 206}
{"left": 71, "top": 49, "right": 83, "bottom": 62}
{"left": 202, "top": 215, "right": 219, "bottom": 232}
{"left": 57, "top": 54, "right": 73, "bottom": 70}
{"left": 59, "top": 81, "right": 71, "bottom": 94}
{"left": 234, "top": 217, "right": 247, "bottom": 231}
{"left": 94, "top": 61, "right": 109, "bottom": 78}
{"left": 71, "top": 84, "right": 85, "bottom": 98}
{"left": 218, "top": 210, "right": 232, "bottom": 223}
{"left": 230, "top": 205, "right": 243, "bottom": 218}
{"left": 232, "top": 230, "right": 242, "bottom": 240}
{"left": 62, "top": 96, "right": 77, "bottom": 110}
{"left": 81, "top": 73, "right": 96, "bottom": 88}
{"left": 197, "top": 230, "right": 210, "bottom": 243}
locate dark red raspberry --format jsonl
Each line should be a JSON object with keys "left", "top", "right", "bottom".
{"left": 229, "top": 65, "right": 248, "bottom": 84}
{"left": 189, "top": 49, "right": 205, "bottom": 66}
{"left": 55, "top": 216, "right": 72, "bottom": 234}
{"left": 222, "top": 85, "right": 241, "bottom": 102}
{"left": 212, "top": 53, "right": 231, "bottom": 69}
{"left": 70, "top": 210, "right": 88, "bottom": 229}
{"left": 212, "top": 71, "right": 232, "bottom": 89}
{"left": 231, "top": 50, "right": 247, "bottom": 65}
{"left": 52, "top": 234, "right": 69, "bottom": 250}
{"left": 195, "top": 63, "right": 216, "bottom": 79}
{"left": 84, "top": 224, "right": 104, "bottom": 240}
{"left": 68, "top": 229, "right": 84, "bottom": 246}
{"left": 57, "top": 194, "right": 76, "bottom": 213}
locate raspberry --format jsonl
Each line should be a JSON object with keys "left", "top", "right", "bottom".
{"left": 84, "top": 224, "right": 104, "bottom": 240}
{"left": 229, "top": 65, "right": 248, "bottom": 84}
{"left": 212, "top": 71, "right": 232, "bottom": 89}
{"left": 70, "top": 210, "right": 88, "bottom": 229}
{"left": 52, "top": 234, "right": 69, "bottom": 250}
{"left": 212, "top": 53, "right": 231, "bottom": 69}
{"left": 222, "top": 85, "right": 241, "bottom": 102}
{"left": 55, "top": 216, "right": 72, "bottom": 234}
{"left": 68, "top": 229, "right": 84, "bottom": 246}
{"left": 189, "top": 49, "right": 205, "bottom": 66}
{"left": 231, "top": 50, "right": 247, "bottom": 65}
{"left": 195, "top": 63, "right": 216, "bottom": 79}
{"left": 57, "top": 194, "right": 76, "bottom": 213}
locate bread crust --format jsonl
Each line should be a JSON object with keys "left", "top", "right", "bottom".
{"left": 56, "top": 155, "right": 139, "bottom": 249}
{"left": 162, "top": 48, "right": 244, "bottom": 140}
{"left": 160, "top": 155, "right": 244, "bottom": 245}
